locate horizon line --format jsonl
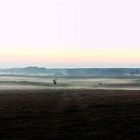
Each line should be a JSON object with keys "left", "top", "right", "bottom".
{"left": 0, "top": 66, "right": 140, "bottom": 69}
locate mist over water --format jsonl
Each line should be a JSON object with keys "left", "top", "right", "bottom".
{"left": 0, "top": 75, "right": 140, "bottom": 90}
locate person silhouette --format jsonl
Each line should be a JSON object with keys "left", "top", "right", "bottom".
{"left": 52, "top": 79, "right": 57, "bottom": 85}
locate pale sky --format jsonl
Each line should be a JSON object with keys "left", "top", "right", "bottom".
{"left": 0, "top": 0, "right": 140, "bottom": 68}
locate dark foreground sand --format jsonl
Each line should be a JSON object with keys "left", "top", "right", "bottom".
{"left": 0, "top": 89, "right": 140, "bottom": 140}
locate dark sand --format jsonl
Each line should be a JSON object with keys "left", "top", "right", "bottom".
{"left": 0, "top": 89, "right": 140, "bottom": 140}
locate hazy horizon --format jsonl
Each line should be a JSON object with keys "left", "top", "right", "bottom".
{"left": 0, "top": 66, "right": 140, "bottom": 69}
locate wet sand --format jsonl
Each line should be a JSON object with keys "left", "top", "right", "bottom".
{"left": 0, "top": 89, "right": 140, "bottom": 140}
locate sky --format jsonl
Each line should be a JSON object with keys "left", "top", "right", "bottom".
{"left": 0, "top": 0, "right": 140, "bottom": 68}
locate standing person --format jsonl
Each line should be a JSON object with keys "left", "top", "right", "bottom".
{"left": 52, "top": 79, "right": 57, "bottom": 85}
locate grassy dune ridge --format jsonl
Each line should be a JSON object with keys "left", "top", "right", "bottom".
{"left": 0, "top": 89, "right": 140, "bottom": 139}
